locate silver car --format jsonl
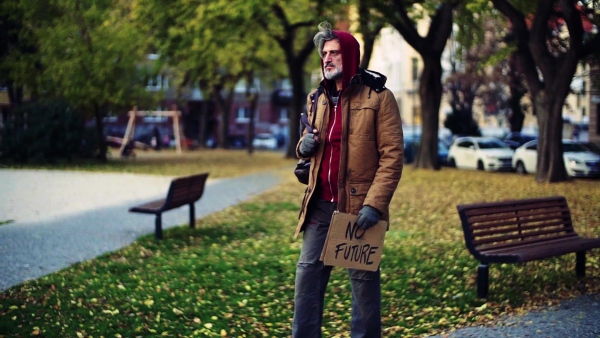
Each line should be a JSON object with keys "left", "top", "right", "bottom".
{"left": 512, "top": 139, "right": 600, "bottom": 177}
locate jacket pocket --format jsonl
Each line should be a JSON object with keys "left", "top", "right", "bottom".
{"left": 347, "top": 182, "right": 371, "bottom": 215}
{"left": 350, "top": 100, "right": 379, "bottom": 137}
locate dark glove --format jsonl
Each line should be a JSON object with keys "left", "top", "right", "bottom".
{"left": 299, "top": 133, "right": 319, "bottom": 157}
{"left": 357, "top": 205, "right": 381, "bottom": 230}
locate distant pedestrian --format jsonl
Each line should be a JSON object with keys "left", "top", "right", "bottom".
{"left": 153, "top": 126, "right": 162, "bottom": 150}
{"left": 121, "top": 139, "right": 136, "bottom": 158}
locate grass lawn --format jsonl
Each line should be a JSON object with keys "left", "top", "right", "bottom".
{"left": 0, "top": 148, "right": 297, "bottom": 179}
{"left": 1, "top": 152, "right": 599, "bottom": 337}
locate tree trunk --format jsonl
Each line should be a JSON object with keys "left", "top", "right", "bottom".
{"left": 286, "top": 59, "right": 305, "bottom": 159}
{"left": 213, "top": 85, "right": 235, "bottom": 150}
{"left": 196, "top": 82, "right": 209, "bottom": 149}
{"left": 198, "top": 99, "right": 208, "bottom": 148}
{"left": 534, "top": 90, "right": 569, "bottom": 182}
{"left": 7, "top": 82, "right": 24, "bottom": 105}
{"left": 93, "top": 103, "right": 107, "bottom": 162}
{"left": 507, "top": 53, "right": 526, "bottom": 132}
{"left": 414, "top": 56, "right": 443, "bottom": 170}
{"left": 507, "top": 84, "right": 525, "bottom": 132}
{"left": 246, "top": 73, "right": 258, "bottom": 155}
{"left": 358, "top": 23, "right": 383, "bottom": 69}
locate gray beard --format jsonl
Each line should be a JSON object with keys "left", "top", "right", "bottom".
{"left": 324, "top": 68, "right": 343, "bottom": 81}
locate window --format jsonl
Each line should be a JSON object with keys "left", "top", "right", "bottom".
{"left": 236, "top": 107, "right": 251, "bottom": 122}
{"left": 411, "top": 57, "right": 419, "bottom": 82}
{"left": 478, "top": 140, "right": 507, "bottom": 149}
{"left": 457, "top": 141, "right": 473, "bottom": 148}
{"left": 279, "top": 107, "right": 288, "bottom": 122}
{"left": 146, "top": 74, "right": 169, "bottom": 92}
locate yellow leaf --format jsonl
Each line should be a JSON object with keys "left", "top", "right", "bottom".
{"left": 172, "top": 308, "right": 183, "bottom": 315}
{"left": 102, "top": 309, "right": 119, "bottom": 315}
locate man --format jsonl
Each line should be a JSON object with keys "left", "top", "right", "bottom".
{"left": 292, "top": 22, "right": 404, "bottom": 337}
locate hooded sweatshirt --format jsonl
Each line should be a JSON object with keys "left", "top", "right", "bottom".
{"left": 318, "top": 31, "right": 360, "bottom": 203}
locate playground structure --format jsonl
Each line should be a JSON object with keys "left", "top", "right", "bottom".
{"left": 118, "top": 106, "right": 187, "bottom": 156}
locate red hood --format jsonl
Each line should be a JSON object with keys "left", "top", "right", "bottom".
{"left": 322, "top": 30, "right": 360, "bottom": 91}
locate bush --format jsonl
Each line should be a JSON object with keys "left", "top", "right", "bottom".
{"left": 0, "top": 99, "right": 100, "bottom": 163}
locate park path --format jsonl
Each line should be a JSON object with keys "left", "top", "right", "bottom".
{"left": 0, "top": 169, "right": 281, "bottom": 291}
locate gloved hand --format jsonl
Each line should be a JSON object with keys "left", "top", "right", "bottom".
{"left": 357, "top": 205, "right": 381, "bottom": 230}
{"left": 299, "top": 132, "right": 319, "bottom": 157}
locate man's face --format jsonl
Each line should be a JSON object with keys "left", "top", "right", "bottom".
{"left": 322, "top": 39, "right": 342, "bottom": 81}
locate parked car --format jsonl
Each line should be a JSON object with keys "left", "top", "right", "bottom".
{"left": 512, "top": 139, "right": 600, "bottom": 177}
{"left": 581, "top": 142, "right": 600, "bottom": 155}
{"left": 447, "top": 136, "right": 514, "bottom": 171}
{"left": 252, "top": 133, "right": 278, "bottom": 150}
{"left": 403, "top": 138, "right": 450, "bottom": 166}
{"left": 503, "top": 132, "right": 538, "bottom": 149}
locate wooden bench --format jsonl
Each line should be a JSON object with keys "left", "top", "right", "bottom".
{"left": 129, "top": 172, "right": 209, "bottom": 239}
{"left": 457, "top": 196, "right": 600, "bottom": 298}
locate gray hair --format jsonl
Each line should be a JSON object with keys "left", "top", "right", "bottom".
{"left": 313, "top": 21, "right": 337, "bottom": 58}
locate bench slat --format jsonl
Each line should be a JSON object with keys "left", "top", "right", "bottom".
{"left": 166, "top": 175, "right": 208, "bottom": 207}
{"left": 467, "top": 209, "right": 571, "bottom": 230}
{"left": 472, "top": 218, "right": 572, "bottom": 236}
{"left": 477, "top": 232, "right": 579, "bottom": 254}
{"left": 129, "top": 199, "right": 167, "bottom": 214}
{"left": 480, "top": 236, "right": 600, "bottom": 262}
{"left": 463, "top": 200, "right": 566, "bottom": 217}
{"left": 472, "top": 221, "right": 573, "bottom": 244}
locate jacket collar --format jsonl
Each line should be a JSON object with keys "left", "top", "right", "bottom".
{"left": 319, "top": 68, "right": 387, "bottom": 94}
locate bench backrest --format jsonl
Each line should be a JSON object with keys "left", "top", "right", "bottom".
{"left": 165, "top": 172, "right": 209, "bottom": 209}
{"left": 457, "top": 196, "right": 577, "bottom": 257}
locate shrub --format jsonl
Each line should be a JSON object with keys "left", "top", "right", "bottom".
{"left": 0, "top": 99, "right": 100, "bottom": 163}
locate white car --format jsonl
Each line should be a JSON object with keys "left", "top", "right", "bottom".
{"left": 252, "top": 133, "right": 278, "bottom": 150}
{"left": 512, "top": 139, "right": 600, "bottom": 177}
{"left": 447, "top": 137, "right": 514, "bottom": 171}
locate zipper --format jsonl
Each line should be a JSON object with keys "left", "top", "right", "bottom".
{"left": 327, "top": 102, "right": 338, "bottom": 202}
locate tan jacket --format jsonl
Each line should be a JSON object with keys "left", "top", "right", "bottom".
{"left": 295, "top": 70, "right": 404, "bottom": 237}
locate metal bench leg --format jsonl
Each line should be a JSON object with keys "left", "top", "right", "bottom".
{"left": 189, "top": 203, "right": 196, "bottom": 229}
{"left": 155, "top": 214, "right": 163, "bottom": 239}
{"left": 477, "top": 263, "right": 489, "bottom": 298}
{"left": 576, "top": 251, "right": 586, "bottom": 277}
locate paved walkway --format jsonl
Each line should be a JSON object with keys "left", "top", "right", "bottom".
{"left": 0, "top": 169, "right": 281, "bottom": 291}
{"left": 428, "top": 293, "right": 600, "bottom": 337}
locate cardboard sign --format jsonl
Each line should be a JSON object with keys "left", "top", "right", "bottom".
{"left": 320, "top": 211, "right": 387, "bottom": 271}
